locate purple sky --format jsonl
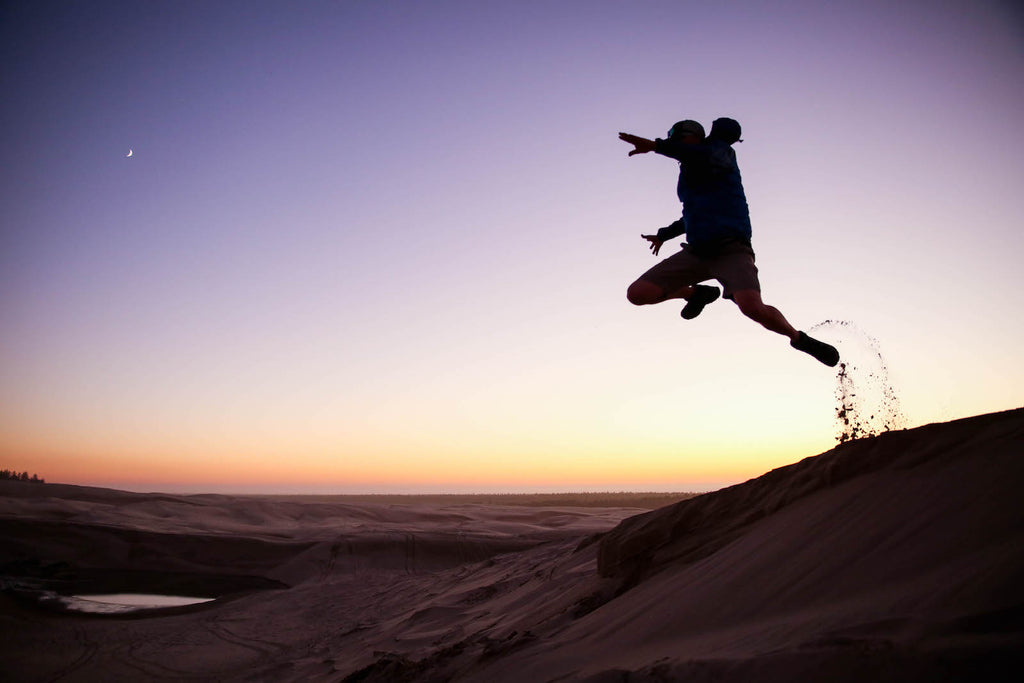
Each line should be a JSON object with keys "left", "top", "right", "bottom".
{"left": 2, "top": 0, "right": 1023, "bottom": 492}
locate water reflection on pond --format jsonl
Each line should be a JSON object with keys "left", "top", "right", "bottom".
{"left": 62, "top": 593, "right": 215, "bottom": 614}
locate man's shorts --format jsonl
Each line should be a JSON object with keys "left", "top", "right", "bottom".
{"left": 637, "top": 240, "right": 760, "bottom": 299}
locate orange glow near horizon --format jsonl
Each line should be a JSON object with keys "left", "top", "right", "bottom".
{"left": 2, "top": 420, "right": 830, "bottom": 494}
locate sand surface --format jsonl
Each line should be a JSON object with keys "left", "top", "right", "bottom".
{"left": 2, "top": 408, "right": 1023, "bottom": 681}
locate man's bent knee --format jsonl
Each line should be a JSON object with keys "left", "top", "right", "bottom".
{"left": 627, "top": 280, "right": 665, "bottom": 306}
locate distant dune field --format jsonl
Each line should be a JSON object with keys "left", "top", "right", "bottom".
{"left": 2, "top": 408, "right": 1022, "bottom": 682}
{"left": 254, "top": 491, "right": 699, "bottom": 509}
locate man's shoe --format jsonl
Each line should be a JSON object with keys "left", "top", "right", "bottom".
{"left": 680, "top": 285, "right": 720, "bottom": 320}
{"left": 791, "top": 331, "right": 840, "bottom": 367}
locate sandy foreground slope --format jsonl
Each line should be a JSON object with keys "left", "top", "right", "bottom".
{"left": 1, "top": 408, "right": 1023, "bottom": 682}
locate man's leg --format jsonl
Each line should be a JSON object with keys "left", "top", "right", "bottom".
{"left": 732, "top": 289, "right": 839, "bottom": 366}
{"left": 628, "top": 248, "right": 720, "bottom": 318}
{"left": 731, "top": 289, "right": 798, "bottom": 340}
{"left": 626, "top": 280, "right": 697, "bottom": 306}
{"left": 627, "top": 279, "right": 720, "bottom": 318}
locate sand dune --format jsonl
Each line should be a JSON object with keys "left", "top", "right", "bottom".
{"left": 2, "top": 408, "right": 1023, "bottom": 681}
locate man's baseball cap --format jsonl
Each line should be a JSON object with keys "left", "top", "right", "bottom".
{"left": 667, "top": 120, "right": 705, "bottom": 139}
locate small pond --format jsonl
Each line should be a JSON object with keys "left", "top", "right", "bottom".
{"left": 60, "top": 593, "right": 216, "bottom": 614}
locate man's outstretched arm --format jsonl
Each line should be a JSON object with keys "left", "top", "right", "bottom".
{"left": 619, "top": 132, "right": 656, "bottom": 156}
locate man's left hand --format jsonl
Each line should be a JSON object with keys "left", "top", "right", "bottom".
{"left": 641, "top": 234, "right": 664, "bottom": 255}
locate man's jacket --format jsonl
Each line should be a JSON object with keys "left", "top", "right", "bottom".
{"left": 652, "top": 138, "right": 752, "bottom": 251}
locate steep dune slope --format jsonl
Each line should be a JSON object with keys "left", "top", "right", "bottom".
{"left": 599, "top": 407, "right": 1024, "bottom": 584}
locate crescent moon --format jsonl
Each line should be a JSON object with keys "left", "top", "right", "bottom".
{"left": 126, "top": 149, "right": 133, "bottom": 157}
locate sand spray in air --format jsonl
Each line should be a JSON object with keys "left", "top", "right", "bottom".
{"left": 808, "top": 320, "right": 906, "bottom": 443}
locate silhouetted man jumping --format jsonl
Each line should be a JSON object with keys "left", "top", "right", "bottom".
{"left": 619, "top": 118, "right": 839, "bottom": 367}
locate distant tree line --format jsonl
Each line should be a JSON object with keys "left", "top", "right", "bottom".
{"left": 0, "top": 469, "right": 45, "bottom": 483}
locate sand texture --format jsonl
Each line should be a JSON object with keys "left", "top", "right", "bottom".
{"left": 2, "top": 408, "right": 1023, "bottom": 681}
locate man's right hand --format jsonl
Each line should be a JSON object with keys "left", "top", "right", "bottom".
{"left": 641, "top": 234, "right": 664, "bottom": 256}
{"left": 619, "top": 132, "right": 656, "bottom": 156}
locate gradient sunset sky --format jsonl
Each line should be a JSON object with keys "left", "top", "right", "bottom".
{"left": 2, "top": 0, "right": 1022, "bottom": 493}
